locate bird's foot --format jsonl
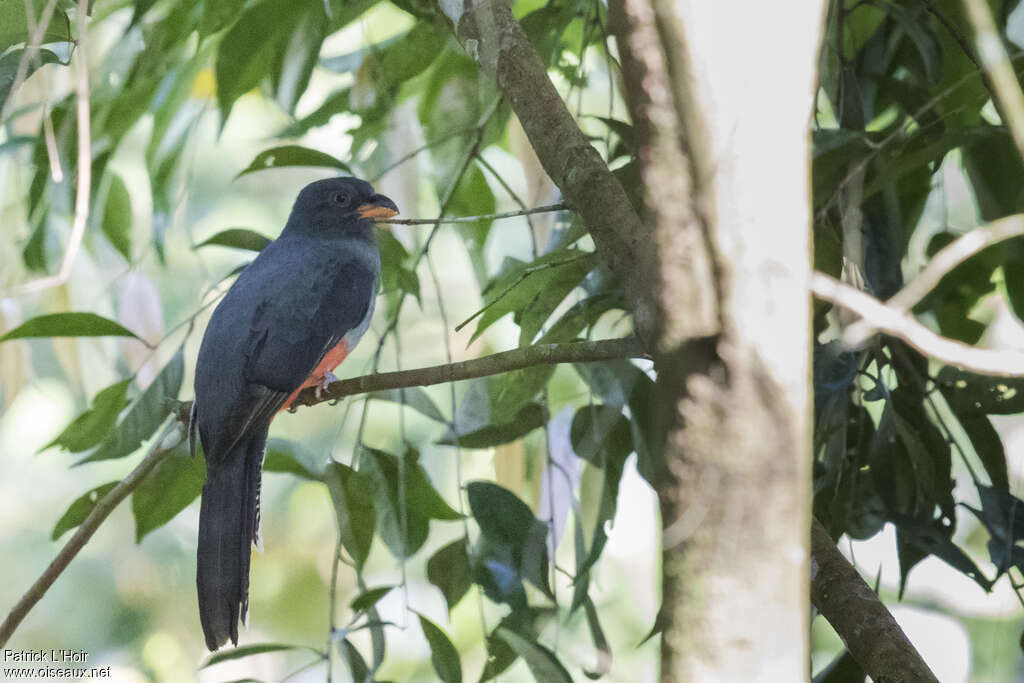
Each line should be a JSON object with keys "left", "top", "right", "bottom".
{"left": 315, "top": 371, "right": 340, "bottom": 400}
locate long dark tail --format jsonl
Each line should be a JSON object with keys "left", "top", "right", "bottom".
{"left": 197, "top": 432, "right": 265, "bottom": 651}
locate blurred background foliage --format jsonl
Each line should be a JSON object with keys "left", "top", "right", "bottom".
{"left": 5, "top": 0, "right": 1024, "bottom": 680}
{"left": 1, "top": 0, "right": 655, "bottom": 681}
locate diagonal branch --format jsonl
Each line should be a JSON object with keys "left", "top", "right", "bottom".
{"left": 0, "top": 338, "right": 648, "bottom": 647}
{"left": 843, "top": 214, "right": 1024, "bottom": 347}
{"left": 812, "top": 271, "right": 1024, "bottom": 376}
{"left": 0, "top": 420, "right": 182, "bottom": 648}
{"left": 443, "top": 0, "right": 659, "bottom": 340}
{"left": 811, "top": 519, "right": 939, "bottom": 683}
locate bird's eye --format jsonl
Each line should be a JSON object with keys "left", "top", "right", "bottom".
{"left": 332, "top": 192, "right": 349, "bottom": 205}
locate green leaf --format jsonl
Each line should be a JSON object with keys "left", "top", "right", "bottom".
{"left": 569, "top": 405, "right": 633, "bottom": 588}
{"left": 365, "top": 21, "right": 447, "bottom": 92}
{"left": 270, "top": 3, "right": 326, "bottom": 114}
{"left": 963, "top": 127, "right": 1024, "bottom": 221}
{"left": 215, "top": 0, "right": 301, "bottom": 123}
{"left": 369, "top": 387, "right": 446, "bottom": 422}
{"left": 581, "top": 596, "right": 612, "bottom": 679}
{"left": 132, "top": 442, "right": 205, "bottom": 541}
{"left": 336, "top": 639, "right": 368, "bottom": 682}
{"left": 360, "top": 447, "right": 461, "bottom": 558}
{"left": 968, "top": 484, "right": 1024, "bottom": 576}
{"left": 448, "top": 163, "right": 496, "bottom": 284}
{"left": 427, "top": 537, "right": 472, "bottom": 612}
{"left": 194, "top": 228, "right": 272, "bottom": 252}
{"left": 44, "top": 379, "right": 132, "bottom": 453}
{"left": 0, "top": 47, "right": 60, "bottom": 109}
{"left": 0, "top": 0, "right": 71, "bottom": 54}
{"left": 937, "top": 366, "right": 1024, "bottom": 416}
{"left": 467, "top": 481, "right": 552, "bottom": 599}
{"left": 200, "top": 0, "right": 244, "bottom": 37}
{"left": 263, "top": 438, "right": 323, "bottom": 480}
{"left": 201, "top": 643, "right": 317, "bottom": 668}
{"left": 78, "top": 349, "right": 185, "bottom": 464}
{"left": 324, "top": 462, "right": 376, "bottom": 569}
{"left": 415, "top": 612, "right": 462, "bottom": 683}
{"left": 958, "top": 414, "right": 1009, "bottom": 492}
{"left": 479, "top": 626, "right": 518, "bottom": 681}
{"left": 0, "top": 312, "right": 140, "bottom": 342}
{"left": 278, "top": 87, "right": 350, "bottom": 138}
{"left": 467, "top": 250, "right": 597, "bottom": 343}
{"left": 885, "top": 4, "right": 942, "bottom": 84}
{"left": 569, "top": 405, "right": 632, "bottom": 468}
{"left": 890, "top": 513, "right": 992, "bottom": 591}
{"left": 101, "top": 172, "right": 132, "bottom": 261}
{"left": 236, "top": 145, "right": 352, "bottom": 178}
{"left": 439, "top": 401, "right": 546, "bottom": 449}
{"left": 51, "top": 481, "right": 119, "bottom": 540}
{"left": 517, "top": 253, "right": 598, "bottom": 346}
{"left": 494, "top": 627, "right": 572, "bottom": 683}
{"left": 350, "top": 585, "right": 395, "bottom": 613}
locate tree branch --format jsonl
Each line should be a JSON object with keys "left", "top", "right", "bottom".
{"left": 374, "top": 203, "right": 566, "bottom": 226}
{"left": 811, "top": 519, "right": 939, "bottom": 683}
{"left": 0, "top": 420, "right": 182, "bottom": 648}
{"left": 445, "top": 0, "right": 658, "bottom": 340}
{"left": 288, "top": 337, "right": 649, "bottom": 409}
{"left": 812, "top": 271, "right": 1024, "bottom": 376}
{"left": 0, "top": 338, "right": 646, "bottom": 647}
{"left": 843, "top": 214, "right": 1024, "bottom": 346}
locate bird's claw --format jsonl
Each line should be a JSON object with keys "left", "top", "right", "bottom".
{"left": 315, "top": 371, "right": 340, "bottom": 400}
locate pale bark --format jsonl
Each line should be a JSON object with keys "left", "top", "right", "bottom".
{"left": 613, "top": 1, "right": 826, "bottom": 680}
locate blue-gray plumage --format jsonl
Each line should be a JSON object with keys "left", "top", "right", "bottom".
{"left": 189, "top": 177, "right": 398, "bottom": 650}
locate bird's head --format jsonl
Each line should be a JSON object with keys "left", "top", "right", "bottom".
{"left": 285, "top": 177, "right": 399, "bottom": 237}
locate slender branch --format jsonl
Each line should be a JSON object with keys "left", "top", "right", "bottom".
{"left": 7, "top": 0, "right": 91, "bottom": 297}
{"left": 811, "top": 519, "right": 939, "bottom": 683}
{"left": 289, "top": 337, "right": 649, "bottom": 408}
{"left": 0, "top": 420, "right": 183, "bottom": 648}
{"left": 843, "top": 214, "right": 1024, "bottom": 346}
{"left": 0, "top": 338, "right": 645, "bottom": 647}
{"left": 812, "top": 271, "right": 1024, "bottom": 376}
{"left": 961, "top": 0, "right": 1024, "bottom": 159}
{"left": 368, "top": 126, "right": 478, "bottom": 183}
{"left": 374, "top": 203, "right": 567, "bottom": 226}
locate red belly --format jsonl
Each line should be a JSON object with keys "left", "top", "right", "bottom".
{"left": 279, "top": 340, "right": 349, "bottom": 411}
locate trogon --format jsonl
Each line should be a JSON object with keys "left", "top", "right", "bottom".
{"left": 188, "top": 177, "right": 398, "bottom": 651}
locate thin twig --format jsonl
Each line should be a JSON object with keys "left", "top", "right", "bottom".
{"left": 843, "top": 214, "right": 1024, "bottom": 346}
{"left": 7, "top": 0, "right": 91, "bottom": 297}
{"left": 369, "top": 126, "right": 478, "bottom": 183}
{"left": 0, "top": 338, "right": 645, "bottom": 648}
{"left": 0, "top": 419, "right": 182, "bottom": 648}
{"left": 374, "top": 203, "right": 567, "bottom": 226}
{"left": 812, "top": 271, "right": 1024, "bottom": 377}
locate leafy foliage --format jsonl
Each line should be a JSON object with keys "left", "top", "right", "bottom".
{"left": 811, "top": 0, "right": 1024, "bottom": 653}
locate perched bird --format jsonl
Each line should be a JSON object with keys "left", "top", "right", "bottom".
{"left": 189, "top": 177, "right": 398, "bottom": 651}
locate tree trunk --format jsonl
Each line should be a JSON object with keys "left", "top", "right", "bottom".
{"left": 612, "top": 2, "right": 828, "bottom": 679}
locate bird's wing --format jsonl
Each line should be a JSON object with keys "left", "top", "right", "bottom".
{"left": 194, "top": 241, "right": 378, "bottom": 461}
